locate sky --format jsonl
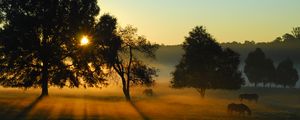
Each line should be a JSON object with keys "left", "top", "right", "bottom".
{"left": 98, "top": 0, "right": 300, "bottom": 45}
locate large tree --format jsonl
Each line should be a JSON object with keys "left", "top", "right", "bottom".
{"left": 244, "top": 48, "right": 276, "bottom": 87}
{"left": 275, "top": 58, "right": 299, "bottom": 88}
{"left": 171, "top": 26, "right": 244, "bottom": 97}
{"left": 0, "top": 0, "right": 105, "bottom": 96}
{"left": 93, "top": 14, "right": 158, "bottom": 101}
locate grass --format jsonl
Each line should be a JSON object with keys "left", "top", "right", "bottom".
{"left": 0, "top": 83, "right": 299, "bottom": 120}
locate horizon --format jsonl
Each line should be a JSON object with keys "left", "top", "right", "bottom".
{"left": 98, "top": 0, "right": 300, "bottom": 45}
{"left": 0, "top": 1, "right": 299, "bottom": 119}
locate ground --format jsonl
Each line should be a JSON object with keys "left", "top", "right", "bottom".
{"left": 0, "top": 82, "right": 299, "bottom": 120}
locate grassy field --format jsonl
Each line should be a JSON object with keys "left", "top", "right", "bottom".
{"left": 0, "top": 83, "right": 299, "bottom": 120}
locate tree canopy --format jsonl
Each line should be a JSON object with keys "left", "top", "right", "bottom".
{"left": 244, "top": 48, "right": 275, "bottom": 87}
{"left": 275, "top": 58, "right": 299, "bottom": 88}
{"left": 0, "top": 0, "right": 105, "bottom": 96}
{"left": 171, "top": 26, "right": 244, "bottom": 97}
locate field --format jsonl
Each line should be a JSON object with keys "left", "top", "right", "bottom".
{"left": 0, "top": 82, "right": 299, "bottom": 120}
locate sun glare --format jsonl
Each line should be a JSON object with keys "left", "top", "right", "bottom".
{"left": 80, "top": 36, "right": 89, "bottom": 46}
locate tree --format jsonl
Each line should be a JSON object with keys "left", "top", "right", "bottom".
{"left": 0, "top": 0, "right": 105, "bottom": 97}
{"left": 272, "top": 37, "right": 283, "bottom": 43}
{"left": 292, "top": 27, "right": 300, "bottom": 39}
{"left": 262, "top": 58, "right": 276, "bottom": 87}
{"left": 282, "top": 33, "right": 296, "bottom": 42}
{"left": 275, "top": 58, "right": 299, "bottom": 88}
{"left": 171, "top": 26, "right": 244, "bottom": 97}
{"left": 93, "top": 14, "right": 158, "bottom": 101}
{"left": 244, "top": 48, "right": 276, "bottom": 87}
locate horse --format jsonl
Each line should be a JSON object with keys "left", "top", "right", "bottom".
{"left": 143, "top": 88, "right": 153, "bottom": 96}
{"left": 227, "top": 103, "right": 252, "bottom": 116}
{"left": 239, "top": 94, "right": 259, "bottom": 102}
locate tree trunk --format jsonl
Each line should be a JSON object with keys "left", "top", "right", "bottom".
{"left": 121, "top": 77, "right": 131, "bottom": 101}
{"left": 126, "top": 80, "right": 131, "bottom": 101}
{"left": 123, "top": 85, "right": 131, "bottom": 101}
{"left": 196, "top": 88, "right": 206, "bottom": 98}
{"left": 254, "top": 82, "right": 257, "bottom": 87}
{"left": 123, "top": 46, "right": 132, "bottom": 101}
{"left": 41, "top": 62, "right": 49, "bottom": 97}
{"left": 123, "top": 88, "right": 131, "bottom": 101}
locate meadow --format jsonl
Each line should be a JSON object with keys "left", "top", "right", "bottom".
{"left": 0, "top": 82, "right": 299, "bottom": 120}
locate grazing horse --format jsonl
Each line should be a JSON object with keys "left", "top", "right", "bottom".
{"left": 143, "top": 89, "right": 153, "bottom": 96}
{"left": 227, "top": 103, "right": 252, "bottom": 116}
{"left": 239, "top": 94, "right": 259, "bottom": 102}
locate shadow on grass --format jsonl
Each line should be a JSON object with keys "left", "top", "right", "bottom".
{"left": 14, "top": 96, "right": 44, "bottom": 120}
{"left": 56, "top": 94, "right": 125, "bottom": 102}
{"left": 0, "top": 96, "right": 28, "bottom": 119}
{"left": 129, "top": 101, "right": 150, "bottom": 120}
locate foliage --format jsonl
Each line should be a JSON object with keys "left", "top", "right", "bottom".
{"left": 0, "top": 0, "right": 105, "bottom": 96}
{"left": 275, "top": 58, "right": 299, "bottom": 88}
{"left": 244, "top": 48, "right": 276, "bottom": 87}
{"left": 171, "top": 26, "right": 244, "bottom": 97}
{"left": 93, "top": 14, "right": 158, "bottom": 100}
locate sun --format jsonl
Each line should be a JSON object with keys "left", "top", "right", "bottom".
{"left": 80, "top": 35, "right": 89, "bottom": 46}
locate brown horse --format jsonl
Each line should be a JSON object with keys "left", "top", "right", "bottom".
{"left": 227, "top": 103, "right": 252, "bottom": 116}
{"left": 239, "top": 94, "right": 259, "bottom": 102}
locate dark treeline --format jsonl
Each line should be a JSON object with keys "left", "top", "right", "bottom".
{"left": 156, "top": 27, "right": 300, "bottom": 89}
{"left": 222, "top": 27, "right": 300, "bottom": 63}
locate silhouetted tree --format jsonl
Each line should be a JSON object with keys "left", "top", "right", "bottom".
{"left": 292, "top": 27, "right": 300, "bottom": 39}
{"left": 244, "top": 48, "right": 275, "bottom": 87}
{"left": 93, "top": 15, "right": 158, "bottom": 101}
{"left": 272, "top": 37, "right": 283, "bottom": 43}
{"left": 275, "top": 58, "right": 299, "bottom": 88}
{"left": 282, "top": 33, "right": 296, "bottom": 42}
{"left": 263, "top": 58, "right": 276, "bottom": 87}
{"left": 171, "top": 26, "right": 244, "bottom": 97}
{"left": 0, "top": 0, "right": 105, "bottom": 96}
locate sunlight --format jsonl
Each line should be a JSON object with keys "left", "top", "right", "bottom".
{"left": 80, "top": 35, "right": 89, "bottom": 46}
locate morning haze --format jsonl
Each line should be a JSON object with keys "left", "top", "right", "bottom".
{"left": 99, "top": 0, "right": 300, "bottom": 44}
{"left": 0, "top": 0, "right": 299, "bottom": 120}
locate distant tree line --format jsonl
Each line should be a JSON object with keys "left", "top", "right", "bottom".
{"left": 222, "top": 27, "right": 300, "bottom": 63}
{"left": 244, "top": 48, "right": 299, "bottom": 88}
{"left": 221, "top": 27, "right": 300, "bottom": 88}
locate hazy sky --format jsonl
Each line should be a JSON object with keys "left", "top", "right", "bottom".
{"left": 98, "top": 0, "right": 300, "bottom": 45}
